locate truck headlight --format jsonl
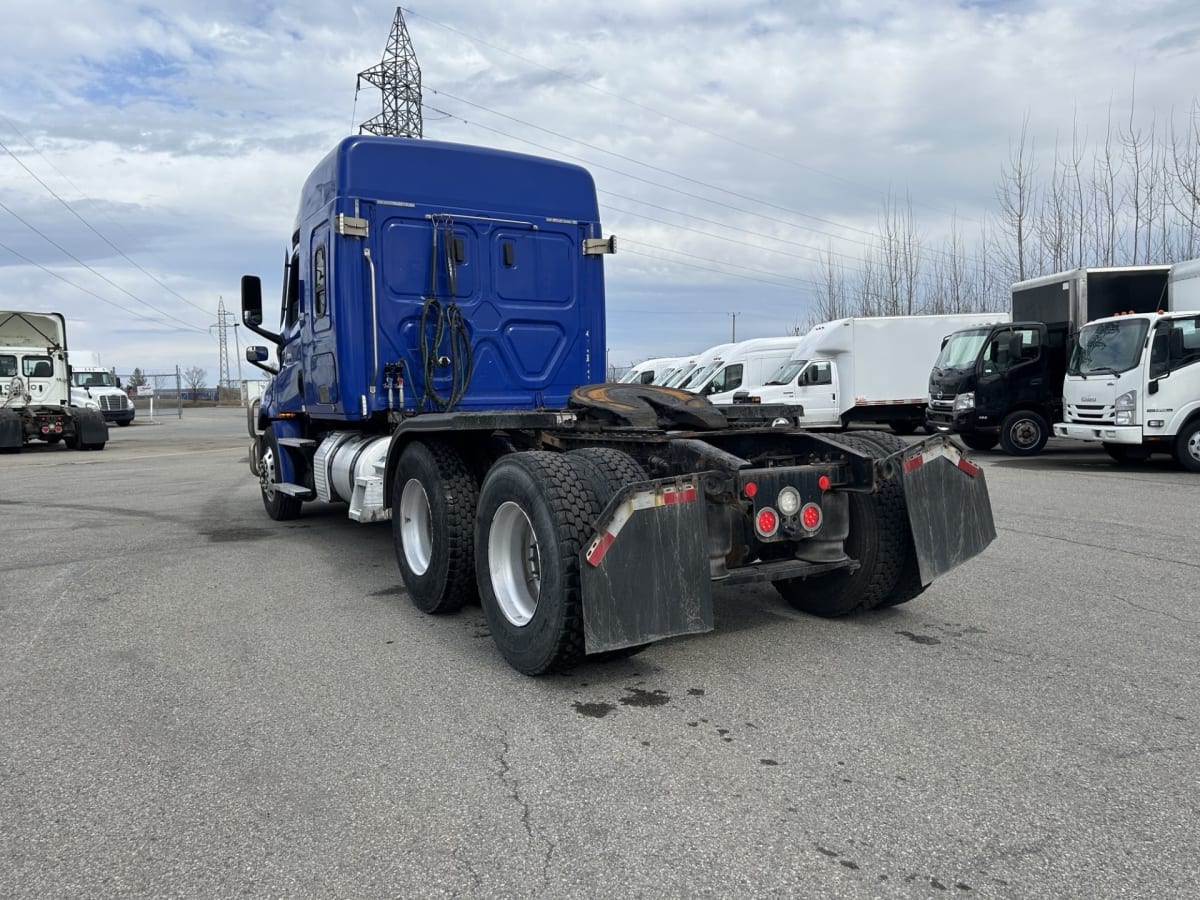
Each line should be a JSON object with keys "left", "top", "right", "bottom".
{"left": 1114, "top": 390, "right": 1136, "bottom": 426}
{"left": 954, "top": 392, "right": 975, "bottom": 412}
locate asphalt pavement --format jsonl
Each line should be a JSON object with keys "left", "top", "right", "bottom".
{"left": 2, "top": 409, "right": 1197, "bottom": 899}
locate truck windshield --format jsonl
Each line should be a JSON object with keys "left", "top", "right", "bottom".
{"left": 1068, "top": 319, "right": 1150, "bottom": 375}
{"left": 71, "top": 371, "right": 116, "bottom": 387}
{"left": 680, "top": 361, "right": 722, "bottom": 390}
{"left": 766, "top": 360, "right": 806, "bottom": 385}
{"left": 934, "top": 330, "right": 990, "bottom": 369}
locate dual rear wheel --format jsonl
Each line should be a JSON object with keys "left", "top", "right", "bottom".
{"left": 391, "top": 441, "right": 647, "bottom": 675}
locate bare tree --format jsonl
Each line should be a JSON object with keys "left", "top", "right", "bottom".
{"left": 184, "top": 366, "right": 207, "bottom": 392}
{"left": 995, "top": 114, "right": 1038, "bottom": 282}
{"left": 1093, "top": 102, "right": 1123, "bottom": 266}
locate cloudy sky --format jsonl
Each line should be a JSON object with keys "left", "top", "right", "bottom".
{"left": 1, "top": 0, "right": 1197, "bottom": 379}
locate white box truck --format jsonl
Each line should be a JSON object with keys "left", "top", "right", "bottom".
{"left": 1053, "top": 260, "right": 1200, "bottom": 469}
{"left": 741, "top": 314, "right": 1009, "bottom": 432}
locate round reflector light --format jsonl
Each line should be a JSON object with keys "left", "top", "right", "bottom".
{"left": 756, "top": 507, "right": 779, "bottom": 537}
{"left": 777, "top": 486, "right": 801, "bottom": 516}
{"left": 744, "top": 481, "right": 757, "bottom": 498}
{"left": 801, "top": 502, "right": 822, "bottom": 531}
{"left": 817, "top": 475, "right": 831, "bottom": 491}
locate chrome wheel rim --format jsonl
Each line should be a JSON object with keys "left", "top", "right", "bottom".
{"left": 1187, "top": 430, "right": 1200, "bottom": 463}
{"left": 260, "top": 445, "right": 278, "bottom": 498}
{"left": 399, "top": 478, "right": 433, "bottom": 576}
{"left": 489, "top": 501, "right": 541, "bottom": 627}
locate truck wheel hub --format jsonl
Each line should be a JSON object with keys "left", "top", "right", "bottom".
{"left": 489, "top": 501, "right": 541, "bottom": 627}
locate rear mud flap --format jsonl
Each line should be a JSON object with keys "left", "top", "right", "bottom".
{"left": 900, "top": 439, "right": 996, "bottom": 584}
{"left": 580, "top": 479, "right": 714, "bottom": 654}
{"left": 0, "top": 409, "right": 21, "bottom": 448}
{"left": 73, "top": 408, "right": 108, "bottom": 446}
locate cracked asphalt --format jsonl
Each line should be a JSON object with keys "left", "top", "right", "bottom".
{"left": 2, "top": 408, "right": 1198, "bottom": 899}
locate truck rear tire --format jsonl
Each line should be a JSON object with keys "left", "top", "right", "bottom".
{"left": 999, "top": 410, "right": 1048, "bottom": 456}
{"left": 475, "top": 452, "right": 601, "bottom": 675}
{"left": 774, "top": 433, "right": 917, "bottom": 616}
{"left": 961, "top": 433, "right": 999, "bottom": 452}
{"left": 566, "top": 447, "right": 652, "bottom": 661}
{"left": 849, "top": 431, "right": 925, "bottom": 609}
{"left": 392, "top": 440, "right": 480, "bottom": 614}
{"left": 259, "top": 426, "right": 302, "bottom": 521}
{"left": 1103, "top": 442, "right": 1151, "bottom": 465}
{"left": 1175, "top": 420, "right": 1200, "bottom": 472}
{"left": 889, "top": 420, "right": 922, "bottom": 436}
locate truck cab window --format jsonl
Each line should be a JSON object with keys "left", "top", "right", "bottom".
{"left": 707, "top": 363, "right": 743, "bottom": 394}
{"left": 1169, "top": 317, "right": 1200, "bottom": 369}
{"left": 24, "top": 357, "right": 53, "bottom": 377}
{"left": 283, "top": 251, "right": 301, "bottom": 329}
{"left": 313, "top": 245, "right": 327, "bottom": 318}
{"left": 806, "top": 361, "right": 832, "bottom": 386}
{"left": 0, "top": 355, "right": 15, "bottom": 377}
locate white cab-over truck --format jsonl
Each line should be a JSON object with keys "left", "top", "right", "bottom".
{"left": 0, "top": 311, "right": 108, "bottom": 452}
{"left": 1053, "top": 261, "right": 1200, "bottom": 469}
{"left": 740, "top": 314, "right": 1009, "bottom": 433}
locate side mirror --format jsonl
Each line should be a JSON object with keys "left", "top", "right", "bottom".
{"left": 241, "top": 275, "right": 282, "bottom": 345}
{"left": 242, "top": 275, "right": 263, "bottom": 326}
{"left": 1148, "top": 380, "right": 1159, "bottom": 395}
{"left": 115, "top": 377, "right": 122, "bottom": 388}
{"left": 246, "top": 345, "right": 278, "bottom": 376}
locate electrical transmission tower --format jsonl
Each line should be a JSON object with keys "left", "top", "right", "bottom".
{"left": 356, "top": 7, "right": 423, "bottom": 138}
{"left": 212, "top": 297, "right": 235, "bottom": 395}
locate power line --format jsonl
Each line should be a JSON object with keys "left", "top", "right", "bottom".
{"left": 401, "top": 5, "right": 975, "bottom": 222}
{"left": 0, "top": 199, "right": 209, "bottom": 332}
{"left": 0, "top": 131, "right": 212, "bottom": 317}
{"left": 0, "top": 237, "right": 203, "bottom": 331}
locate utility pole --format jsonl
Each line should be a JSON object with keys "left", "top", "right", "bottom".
{"left": 356, "top": 7, "right": 423, "bottom": 138}
{"left": 729, "top": 312, "right": 740, "bottom": 342}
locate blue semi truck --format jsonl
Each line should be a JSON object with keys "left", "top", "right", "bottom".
{"left": 241, "top": 135, "right": 996, "bottom": 675}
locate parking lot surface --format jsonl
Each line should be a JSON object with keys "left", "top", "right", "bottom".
{"left": 2, "top": 408, "right": 1198, "bottom": 898}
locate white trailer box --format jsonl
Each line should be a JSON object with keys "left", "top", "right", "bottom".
{"left": 1168, "top": 258, "right": 1200, "bottom": 312}
{"left": 743, "top": 314, "right": 1010, "bottom": 431}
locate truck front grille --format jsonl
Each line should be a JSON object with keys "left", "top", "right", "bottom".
{"left": 98, "top": 395, "right": 131, "bottom": 411}
{"left": 928, "top": 399, "right": 954, "bottom": 412}
{"left": 1066, "top": 402, "right": 1113, "bottom": 424}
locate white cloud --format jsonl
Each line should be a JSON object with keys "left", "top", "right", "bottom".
{"left": 0, "top": 0, "right": 1197, "bottom": 371}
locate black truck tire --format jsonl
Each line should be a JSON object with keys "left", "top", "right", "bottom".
{"left": 475, "top": 451, "right": 602, "bottom": 676}
{"left": 259, "top": 426, "right": 303, "bottom": 521}
{"left": 566, "top": 447, "right": 652, "bottom": 661}
{"left": 889, "top": 419, "right": 922, "bottom": 436}
{"left": 774, "top": 433, "right": 917, "bottom": 616}
{"left": 1103, "top": 442, "right": 1151, "bottom": 465}
{"left": 392, "top": 440, "right": 481, "bottom": 614}
{"left": 998, "top": 409, "right": 1049, "bottom": 456}
{"left": 847, "top": 431, "right": 926, "bottom": 610}
{"left": 961, "top": 432, "right": 999, "bottom": 452}
{"left": 566, "top": 447, "right": 647, "bottom": 504}
{"left": 1175, "top": 419, "right": 1200, "bottom": 472}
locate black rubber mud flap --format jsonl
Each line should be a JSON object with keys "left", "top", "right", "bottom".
{"left": 0, "top": 409, "right": 21, "bottom": 449}
{"left": 580, "top": 477, "right": 714, "bottom": 654}
{"left": 72, "top": 408, "right": 109, "bottom": 447}
{"left": 900, "top": 436, "right": 997, "bottom": 584}
{"left": 569, "top": 384, "right": 728, "bottom": 430}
